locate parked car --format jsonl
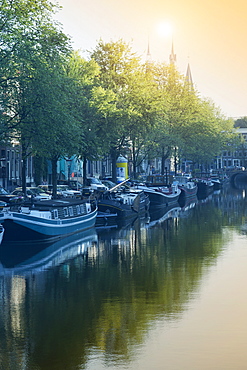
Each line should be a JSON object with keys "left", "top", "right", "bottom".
{"left": 0, "top": 186, "right": 23, "bottom": 205}
{"left": 101, "top": 179, "right": 117, "bottom": 190}
{"left": 38, "top": 185, "right": 63, "bottom": 198}
{"left": 57, "top": 185, "right": 81, "bottom": 198}
{"left": 12, "top": 187, "right": 52, "bottom": 201}
{"left": 38, "top": 185, "right": 81, "bottom": 198}
{"left": 85, "top": 177, "right": 107, "bottom": 192}
{"left": 57, "top": 179, "right": 83, "bottom": 191}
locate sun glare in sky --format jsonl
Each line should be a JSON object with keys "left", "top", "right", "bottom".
{"left": 156, "top": 21, "right": 173, "bottom": 38}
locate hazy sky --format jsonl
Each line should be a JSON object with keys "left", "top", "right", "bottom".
{"left": 53, "top": 0, "right": 247, "bottom": 119}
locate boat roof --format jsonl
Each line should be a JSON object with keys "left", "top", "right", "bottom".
{"left": 23, "top": 198, "right": 87, "bottom": 209}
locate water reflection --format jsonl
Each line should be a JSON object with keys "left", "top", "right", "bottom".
{"left": 0, "top": 228, "right": 98, "bottom": 272}
{"left": 0, "top": 186, "right": 247, "bottom": 369}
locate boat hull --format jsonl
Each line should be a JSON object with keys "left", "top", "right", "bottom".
{"left": 178, "top": 184, "right": 198, "bottom": 206}
{"left": 143, "top": 188, "right": 181, "bottom": 208}
{"left": 196, "top": 181, "right": 214, "bottom": 199}
{"left": 0, "top": 205, "right": 97, "bottom": 241}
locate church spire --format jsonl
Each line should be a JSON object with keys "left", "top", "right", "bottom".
{"left": 169, "top": 41, "right": 176, "bottom": 65}
{"left": 146, "top": 37, "right": 152, "bottom": 62}
{"left": 186, "top": 62, "right": 193, "bottom": 88}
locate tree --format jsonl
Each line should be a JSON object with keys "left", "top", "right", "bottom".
{"left": 143, "top": 62, "right": 195, "bottom": 175}
{"left": 90, "top": 39, "right": 143, "bottom": 182}
{"left": 145, "top": 62, "right": 236, "bottom": 174}
{"left": 120, "top": 66, "right": 165, "bottom": 178}
{"left": 65, "top": 51, "right": 114, "bottom": 185}
{"left": 178, "top": 99, "right": 236, "bottom": 171}
{"left": 235, "top": 117, "right": 247, "bottom": 128}
{"left": 0, "top": 0, "right": 74, "bottom": 195}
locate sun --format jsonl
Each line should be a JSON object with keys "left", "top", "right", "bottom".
{"left": 156, "top": 21, "right": 173, "bottom": 38}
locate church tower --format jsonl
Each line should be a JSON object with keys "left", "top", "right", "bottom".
{"left": 186, "top": 62, "right": 194, "bottom": 88}
{"left": 146, "top": 38, "right": 152, "bottom": 63}
{"left": 169, "top": 41, "right": 177, "bottom": 65}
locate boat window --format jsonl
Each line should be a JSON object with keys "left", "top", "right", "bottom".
{"left": 63, "top": 207, "right": 68, "bottom": 217}
{"left": 156, "top": 176, "right": 164, "bottom": 183}
{"left": 80, "top": 204, "right": 85, "bottom": 214}
{"left": 76, "top": 205, "right": 81, "bottom": 215}
{"left": 53, "top": 209, "right": 58, "bottom": 219}
{"left": 68, "top": 206, "right": 74, "bottom": 217}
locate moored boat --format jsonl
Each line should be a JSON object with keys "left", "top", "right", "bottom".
{"left": 136, "top": 182, "right": 181, "bottom": 208}
{"left": 211, "top": 178, "right": 223, "bottom": 190}
{"left": 0, "top": 198, "right": 97, "bottom": 241}
{"left": 195, "top": 178, "right": 214, "bottom": 199}
{"left": 97, "top": 182, "right": 150, "bottom": 219}
{"left": 174, "top": 177, "right": 198, "bottom": 206}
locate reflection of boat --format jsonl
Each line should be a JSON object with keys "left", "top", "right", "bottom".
{"left": 0, "top": 228, "right": 98, "bottom": 273}
{"left": 147, "top": 204, "right": 181, "bottom": 227}
{"left": 179, "top": 196, "right": 197, "bottom": 215}
{"left": 0, "top": 198, "right": 97, "bottom": 241}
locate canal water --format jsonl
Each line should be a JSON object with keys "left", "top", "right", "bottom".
{"left": 0, "top": 185, "right": 247, "bottom": 370}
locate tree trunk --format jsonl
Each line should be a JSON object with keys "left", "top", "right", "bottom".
{"left": 21, "top": 143, "right": 27, "bottom": 197}
{"left": 132, "top": 139, "right": 136, "bottom": 179}
{"left": 83, "top": 156, "right": 87, "bottom": 186}
{"left": 51, "top": 157, "right": 58, "bottom": 199}
{"left": 111, "top": 147, "right": 117, "bottom": 183}
{"left": 161, "top": 146, "right": 165, "bottom": 175}
{"left": 174, "top": 147, "right": 177, "bottom": 176}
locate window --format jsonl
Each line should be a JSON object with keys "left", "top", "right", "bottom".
{"left": 69, "top": 206, "right": 73, "bottom": 217}
{"left": 63, "top": 207, "right": 68, "bottom": 217}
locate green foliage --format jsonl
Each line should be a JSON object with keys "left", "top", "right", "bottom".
{"left": 0, "top": 0, "right": 75, "bottom": 190}
{"left": 234, "top": 117, "right": 247, "bottom": 128}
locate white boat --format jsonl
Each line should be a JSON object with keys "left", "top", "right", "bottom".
{"left": 0, "top": 198, "right": 97, "bottom": 241}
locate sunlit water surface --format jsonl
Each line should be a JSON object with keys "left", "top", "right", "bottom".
{"left": 0, "top": 186, "right": 247, "bottom": 370}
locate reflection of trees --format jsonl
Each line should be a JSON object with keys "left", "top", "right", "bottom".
{"left": 211, "top": 186, "right": 247, "bottom": 227}
{"left": 0, "top": 187, "right": 245, "bottom": 369}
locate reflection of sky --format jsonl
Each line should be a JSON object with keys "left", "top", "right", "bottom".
{"left": 86, "top": 230, "right": 247, "bottom": 370}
